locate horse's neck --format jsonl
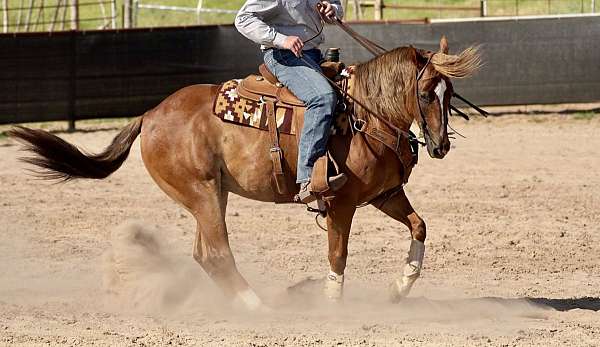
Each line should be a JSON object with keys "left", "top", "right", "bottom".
{"left": 348, "top": 74, "right": 413, "bottom": 131}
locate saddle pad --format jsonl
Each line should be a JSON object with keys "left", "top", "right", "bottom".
{"left": 213, "top": 79, "right": 296, "bottom": 135}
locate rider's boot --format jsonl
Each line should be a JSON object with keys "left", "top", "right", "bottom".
{"left": 297, "top": 173, "right": 348, "bottom": 203}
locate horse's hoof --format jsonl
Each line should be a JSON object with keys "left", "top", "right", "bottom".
{"left": 389, "top": 278, "right": 411, "bottom": 303}
{"left": 232, "top": 288, "right": 263, "bottom": 311}
{"left": 324, "top": 271, "right": 344, "bottom": 301}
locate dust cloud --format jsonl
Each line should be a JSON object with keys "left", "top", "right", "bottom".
{"left": 102, "top": 221, "right": 225, "bottom": 315}
{"left": 102, "top": 221, "right": 552, "bottom": 327}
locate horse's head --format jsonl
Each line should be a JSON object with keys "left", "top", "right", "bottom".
{"left": 352, "top": 40, "right": 481, "bottom": 159}
{"left": 411, "top": 37, "right": 481, "bottom": 159}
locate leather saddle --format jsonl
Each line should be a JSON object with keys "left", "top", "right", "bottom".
{"left": 237, "top": 62, "right": 344, "bottom": 107}
{"left": 235, "top": 62, "right": 347, "bottom": 198}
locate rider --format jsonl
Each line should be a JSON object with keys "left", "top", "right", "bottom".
{"left": 235, "top": 0, "right": 347, "bottom": 202}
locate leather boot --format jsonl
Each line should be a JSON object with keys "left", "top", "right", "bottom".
{"left": 296, "top": 173, "right": 348, "bottom": 203}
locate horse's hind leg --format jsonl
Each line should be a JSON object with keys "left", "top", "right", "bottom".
{"left": 190, "top": 180, "right": 263, "bottom": 310}
{"left": 372, "top": 189, "right": 426, "bottom": 302}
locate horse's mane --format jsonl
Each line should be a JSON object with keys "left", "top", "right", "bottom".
{"left": 353, "top": 47, "right": 418, "bottom": 127}
{"left": 352, "top": 45, "right": 481, "bottom": 127}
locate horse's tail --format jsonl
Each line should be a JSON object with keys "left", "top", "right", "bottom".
{"left": 8, "top": 116, "right": 143, "bottom": 181}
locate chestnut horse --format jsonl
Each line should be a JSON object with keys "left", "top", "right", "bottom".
{"left": 9, "top": 37, "right": 480, "bottom": 310}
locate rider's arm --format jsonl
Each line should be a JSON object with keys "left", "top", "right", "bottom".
{"left": 329, "top": 0, "right": 344, "bottom": 20}
{"left": 234, "top": 0, "right": 288, "bottom": 49}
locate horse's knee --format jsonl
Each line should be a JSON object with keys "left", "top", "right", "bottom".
{"left": 410, "top": 217, "right": 426, "bottom": 242}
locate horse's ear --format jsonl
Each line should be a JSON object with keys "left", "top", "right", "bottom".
{"left": 439, "top": 36, "right": 449, "bottom": 54}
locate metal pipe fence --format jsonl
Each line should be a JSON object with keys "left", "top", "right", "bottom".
{"left": 1, "top": 0, "right": 116, "bottom": 33}
{"left": 124, "top": 0, "right": 237, "bottom": 28}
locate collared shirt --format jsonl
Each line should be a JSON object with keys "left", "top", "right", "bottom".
{"left": 235, "top": 0, "right": 344, "bottom": 50}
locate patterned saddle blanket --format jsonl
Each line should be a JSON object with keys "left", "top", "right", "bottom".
{"left": 213, "top": 77, "right": 351, "bottom": 136}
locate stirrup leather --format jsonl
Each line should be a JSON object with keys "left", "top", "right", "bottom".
{"left": 265, "top": 99, "right": 288, "bottom": 195}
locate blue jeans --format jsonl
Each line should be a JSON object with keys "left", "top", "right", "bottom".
{"left": 263, "top": 48, "right": 337, "bottom": 183}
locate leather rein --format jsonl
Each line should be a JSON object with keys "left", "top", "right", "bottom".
{"left": 300, "top": 13, "right": 432, "bottom": 175}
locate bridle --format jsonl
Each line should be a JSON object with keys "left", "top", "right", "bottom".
{"left": 301, "top": 4, "right": 485, "bottom": 210}
{"left": 414, "top": 54, "right": 436, "bottom": 148}
{"left": 304, "top": 7, "right": 437, "bottom": 149}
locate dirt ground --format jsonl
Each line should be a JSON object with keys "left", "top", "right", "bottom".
{"left": 1, "top": 112, "right": 599, "bottom": 346}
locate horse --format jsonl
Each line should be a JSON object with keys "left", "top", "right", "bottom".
{"left": 9, "top": 36, "right": 480, "bottom": 311}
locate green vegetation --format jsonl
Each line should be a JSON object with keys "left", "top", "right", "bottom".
{"left": 573, "top": 111, "right": 599, "bottom": 120}
{"left": 2, "top": 0, "right": 597, "bottom": 32}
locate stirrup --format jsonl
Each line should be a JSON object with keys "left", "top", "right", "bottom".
{"left": 295, "top": 173, "right": 348, "bottom": 204}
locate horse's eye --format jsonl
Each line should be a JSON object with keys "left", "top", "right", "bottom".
{"left": 419, "top": 92, "right": 432, "bottom": 103}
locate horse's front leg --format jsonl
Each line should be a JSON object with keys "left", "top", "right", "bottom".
{"left": 324, "top": 199, "right": 356, "bottom": 300}
{"left": 372, "top": 189, "right": 426, "bottom": 302}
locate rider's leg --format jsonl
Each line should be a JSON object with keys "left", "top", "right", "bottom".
{"left": 264, "top": 48, "right": 337, "bottom": 184}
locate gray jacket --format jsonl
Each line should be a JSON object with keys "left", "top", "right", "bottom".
{"left": 235, "top": 0, "right": 344, "bottom": 50}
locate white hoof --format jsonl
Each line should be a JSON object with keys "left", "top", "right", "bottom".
{"left": 390, "top": 240, "right": 425, "bottom": 303}
{"left": 232, "top": 288, "right": 263, "bottom": 311}
{"left": 324, "top": 271, "right": 344, "bottom": 301}
{"left": 389, "top": 274, "right": 418, "bottom": 303}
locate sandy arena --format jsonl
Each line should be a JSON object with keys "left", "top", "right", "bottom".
{"left": 1, "top": 112, "right": 599, "bottom": 346}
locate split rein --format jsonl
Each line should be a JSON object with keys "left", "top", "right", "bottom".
{"left": 302, "top": 6, "right": 423, "bottom": 144}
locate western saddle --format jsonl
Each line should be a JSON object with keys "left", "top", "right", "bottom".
{"left": 235, "top": 62, "right": 347, "bottom": 200}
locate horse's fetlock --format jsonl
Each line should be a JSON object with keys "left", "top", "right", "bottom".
{"left": 192, "top": 249, "right": 203, "bottom": 264}
{"left": 411, "top": 218, "right": 426, "bottom": 241}
{"left": 329, "top": 251, "right": 348, "bottom": 273}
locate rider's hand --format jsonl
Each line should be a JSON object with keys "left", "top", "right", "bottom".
{"left": 283, "top": 36, "right": 304, "bottom": 58}
{"left": 319, "top": 1, "right": 336, "bottom": 22}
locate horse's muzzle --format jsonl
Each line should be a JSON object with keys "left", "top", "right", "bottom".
{"left": 425, "top": 135, "right": 450, "bottom": 159}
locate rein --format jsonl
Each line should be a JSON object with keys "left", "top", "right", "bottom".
{"left": 300, "top": 13, "right": 429, "bottom": 146}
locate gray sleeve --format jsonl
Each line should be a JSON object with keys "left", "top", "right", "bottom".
{"left": 330, "top": 0, "right": 344, "bottom": 19}
{"left": 234, "top": 0, "right": 288, "bottom": 49}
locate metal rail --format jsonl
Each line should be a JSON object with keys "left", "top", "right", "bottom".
{"left": 136, "top": 4, "right": 237, "bottom": 14}
{"left": 5, "top": 1, "right": 113, "bottom": 12}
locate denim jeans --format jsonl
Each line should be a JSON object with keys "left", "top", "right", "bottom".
{"left": 263, "top": 48, "right": 337, "bottom": 183}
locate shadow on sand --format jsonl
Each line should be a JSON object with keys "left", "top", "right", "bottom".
{"left": 285, "top": 277, "right": 600, "bottom": 318}
{"left": 525, "top": 297, "right": 600, "bottom": 312}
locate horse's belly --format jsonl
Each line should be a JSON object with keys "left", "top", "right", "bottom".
{"left": 220, "top": 124, "right": 298, "bottom": 202}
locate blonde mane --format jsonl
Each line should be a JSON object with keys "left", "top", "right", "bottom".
{"left": 431, "top": 46, "right": 482, "bottom": 79}
{"left": 352, "top": 45, "right": 482, "bottom": 127}
{"left": 353, "top": 47, "right": 418, "bottom": 127}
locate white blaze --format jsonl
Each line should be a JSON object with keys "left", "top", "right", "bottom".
{"left": 434, "top": 79, "right": 447, "bottom": 108}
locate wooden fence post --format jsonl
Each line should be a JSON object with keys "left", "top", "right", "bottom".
{"left": 48, "top": 0, "right": 62, "bottom": 32}
{"left": 24, "top": 0, "right": 34, "bottom": 32}
{"left": 70, "top": 0, "right": 78, "bottom": 30}
{"left": 124, "top": 0, "right": 132, "bottom": 28}
{"left": 480, "top": 0, "right": 487, "bottom": 17}
{"left": 132, "top": 0, "right": 139, "bottom": 27}
{"left": 33, "top": 0, "right": 45, "bottom": 31}
{"left": 68, "top": 30, "right": 77, "bottom": 132}
{"left": 2, "top": 0, "right": 8, "bottom": 33}
{"left": 374, "top": 0, "right": 383, "bottom": 20}
{"left": 352, "top": 0, "right": 361, "bottom": 20}
{"left": 111, "top": 0, "right": 116, "bottom": 28}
